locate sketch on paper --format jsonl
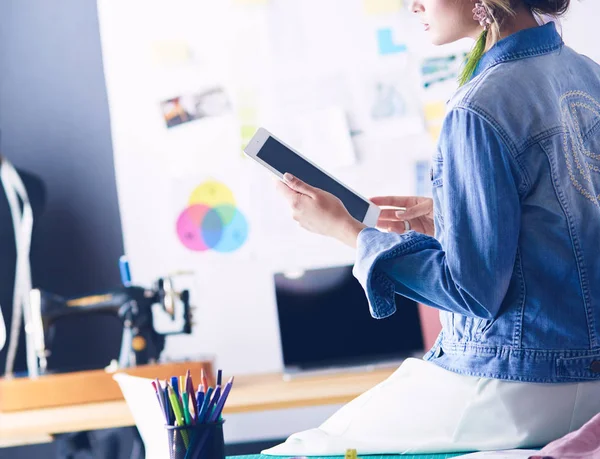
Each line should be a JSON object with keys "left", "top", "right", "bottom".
{"left": 420, "top": 53, "right": 467, "bottom": 89}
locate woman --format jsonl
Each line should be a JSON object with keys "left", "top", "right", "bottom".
{"left": 265, "top": 0, "right": 600, "bottom": 456}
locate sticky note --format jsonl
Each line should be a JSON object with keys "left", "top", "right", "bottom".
{"left": 364, "top": 0, "right": 403, "bottom": 14}
{"left": 424, "top": 101, "right": 446, "bottom": 142}
{"left": 427, "top": 124, "right": 443, "bottom": 142}
{"left": 424, "top": 101, "right": 446, "bottom": 121}
{"left": 151, "top": 41, "right": 191, "bottom": 66}
{"left": 241, "top": 125, "right": 257, "bottom": 139}
{"left": 377, "top": 29, "right": 407, "bottom": 55}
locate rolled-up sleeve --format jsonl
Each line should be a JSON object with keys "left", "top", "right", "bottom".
{"left": 353, "top": 108, "right": 521, "bottom": 321}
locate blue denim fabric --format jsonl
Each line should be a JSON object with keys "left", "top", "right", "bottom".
{"left": 353, "top": 22, "right": 600, "bottom": 383}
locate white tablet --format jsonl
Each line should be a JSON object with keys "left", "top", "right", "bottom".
{"left": 243, "top": 127, "right": 381, "bottom": 227}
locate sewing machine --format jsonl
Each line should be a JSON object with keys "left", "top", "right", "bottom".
{"left": 25, "top": 276, "right": 192, "bottom": 378}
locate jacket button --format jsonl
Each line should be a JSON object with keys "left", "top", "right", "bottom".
{"left": 590, "top": 361, "right": 600, "bottom": 374}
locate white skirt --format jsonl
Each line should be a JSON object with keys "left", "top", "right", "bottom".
{"left": 262, "top": 358, "right": 600, "bottom": 456}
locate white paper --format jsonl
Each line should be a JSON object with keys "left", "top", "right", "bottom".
{"left": 268, "top": 106, "right": 357, "bottom": 170}
{"left": 113, "top": 374, "right": 168, "bottom": 459}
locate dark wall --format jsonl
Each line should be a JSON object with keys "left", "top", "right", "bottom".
{"left": 0, "top": 0, "right": 124, "bottom": 370}
{"left": 0, "top": 1, "right": 129, "bottom": 457}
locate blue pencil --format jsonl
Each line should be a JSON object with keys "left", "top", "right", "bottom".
{"left": 209, "top": 385, "right": 221, "bottom": 420}
{"left": 203, "top": 386, "right": 220, "bottom": 423}
{"left": 209, "top": 377, "right": 234, "bottom": 423}
{"left": 195, "top": 390, "right": 205, "bottom": 423}
{"left": 197, "top": 386, "right": 213, "bottom": 423}
{"left": 171, "top": 376, "right": 180, "bottom": 401}
{"left": 164, "top": 379, "right": 173, "bottom": 425}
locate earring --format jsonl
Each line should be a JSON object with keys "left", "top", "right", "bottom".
{"left": 473, "top": 1, "right": 493, "bottom": 29}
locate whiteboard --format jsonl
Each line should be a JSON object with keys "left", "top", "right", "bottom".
{"left": 96, "top": 0, "right": 598, "bottom": 376}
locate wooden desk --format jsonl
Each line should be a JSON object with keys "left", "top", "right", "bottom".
{"left": 0, "top": 367, "right": 396, "bottom": 448}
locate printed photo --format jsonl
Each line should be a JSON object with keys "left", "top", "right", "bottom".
{"left": 160, "top": 87, "right": 231, "bottom": 128}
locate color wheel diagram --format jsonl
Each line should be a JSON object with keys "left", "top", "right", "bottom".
{"left": 176, "top": 180, "right": 249, "bottom": 253}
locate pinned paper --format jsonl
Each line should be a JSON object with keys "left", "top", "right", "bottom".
{"left": 176, "top": 180, "right": 249, "bottom": 253}
{"left": 271, "top": 106, "right": 357, "bottom": 170}
{"left": 377, "top": 29, "right": 408, "bottom": 55}
{"left": 151, "top": 41, "right": 192, "bottom": 66}
{"left": 160, "top": 87, "right": 232, "bottom": 129}
{"left": 364, "top": 0, "right": 403, "bottom": 14}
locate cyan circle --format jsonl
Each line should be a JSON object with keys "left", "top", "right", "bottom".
{"left": 208, "top": 205, "right": 249, "bottom": 253}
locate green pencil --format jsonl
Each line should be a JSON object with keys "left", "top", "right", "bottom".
{"left": 182, "top": 392, "right": 192, "bottom": 425}
{"left": 167, "top": 384, "right": 189, "bottom": 448}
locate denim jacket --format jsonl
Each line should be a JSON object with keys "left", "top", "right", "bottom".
{"left": 353, "top": 22, "right": 600, "bottom": 383}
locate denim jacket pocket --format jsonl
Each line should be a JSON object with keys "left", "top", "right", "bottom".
{"left": 557, "top": 354, "right": 600, "bottom": 380}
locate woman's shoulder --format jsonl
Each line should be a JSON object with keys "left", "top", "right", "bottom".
{"left": 445, "top": 46, "right": 600, "bottom": 154}
{"left": 449, "top": 45, "right": 599, "bottom": 118}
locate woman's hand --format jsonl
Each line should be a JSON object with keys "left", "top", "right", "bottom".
{"left": 370, "top": 196, "right": 434, "bottom": 236}
{"left": 275, "top": 173, "right": 366, "bottom": 247}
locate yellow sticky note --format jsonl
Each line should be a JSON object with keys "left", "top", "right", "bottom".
{"left": 427, "top": 124, "right": 443, "bottom": 142}
{"left": 424, "top": 101, "right": 446, "bottom": 142}
{"left": 364, "top": 0, "right": 403, "bottom": 15}
{"left": 151, "top": 41, "right": 191, "bottom": 66}
{"left": 424, "top": 101, "right": 446, "bottom": 121}
{"left": 241, "top": 125, "right": 257, "bottom": 139}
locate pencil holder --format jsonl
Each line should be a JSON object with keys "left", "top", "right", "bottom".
{"left": 165, "top": 421, "right": 225, "bottom": 459}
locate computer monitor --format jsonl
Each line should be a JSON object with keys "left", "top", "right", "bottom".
{"left": 274, "top": 264, "right": 425, "bottom": 375}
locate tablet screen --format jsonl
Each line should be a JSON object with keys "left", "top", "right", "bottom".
{"left": 257, "top": 136, "right": 369, "bottom": 221}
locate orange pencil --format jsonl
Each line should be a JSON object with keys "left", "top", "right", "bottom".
{"left": 201, "top": 368, "right": 208, "bottom": 391}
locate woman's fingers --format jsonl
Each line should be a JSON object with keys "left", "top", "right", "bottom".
{"left": 370, "top": 196, "right": 420, "bottom": 208}
{"left": 377, "top": 201, "right": 432, "bottom": 222}
{"left": 378, "top": 208, "right": 406, "bottom": 221}
{"left": 401, "top": 199, "right": 433, "bottom": 220}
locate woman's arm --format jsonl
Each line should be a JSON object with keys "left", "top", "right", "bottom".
{"left": 353, "top": 107, "right": 522, "bottom": 321}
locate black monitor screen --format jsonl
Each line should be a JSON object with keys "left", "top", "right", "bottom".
{"left": 274, "top": 265, "right": 424, "bottom": 371}
{"left": 257, "top": 136, "right": 369, "bottom": 222}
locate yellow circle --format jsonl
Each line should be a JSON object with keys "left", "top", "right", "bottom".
{"left": 188, "top": 180, "right": 235, "bottom": 208}
{"left": 132, "top": 336, "right": 147, "bottom": 351}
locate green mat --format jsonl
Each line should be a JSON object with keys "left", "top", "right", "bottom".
{"left": 229, "top": 454, "right": 464, "bottom": 458}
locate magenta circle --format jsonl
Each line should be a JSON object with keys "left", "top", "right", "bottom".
{"left": 176, "top": 204, "right": 211, "bottom": 251}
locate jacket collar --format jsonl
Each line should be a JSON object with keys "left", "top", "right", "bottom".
{"left": 473, "top": 22, "right": 563, "bottom": 78}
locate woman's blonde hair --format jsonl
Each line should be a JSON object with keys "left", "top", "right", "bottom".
{"left": 458, "top": 0, "right": 571, "bottom": 86}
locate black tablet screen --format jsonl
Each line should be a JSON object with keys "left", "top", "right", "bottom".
{"left": 257, "top": 136, "right": 369, "bottom": 221}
